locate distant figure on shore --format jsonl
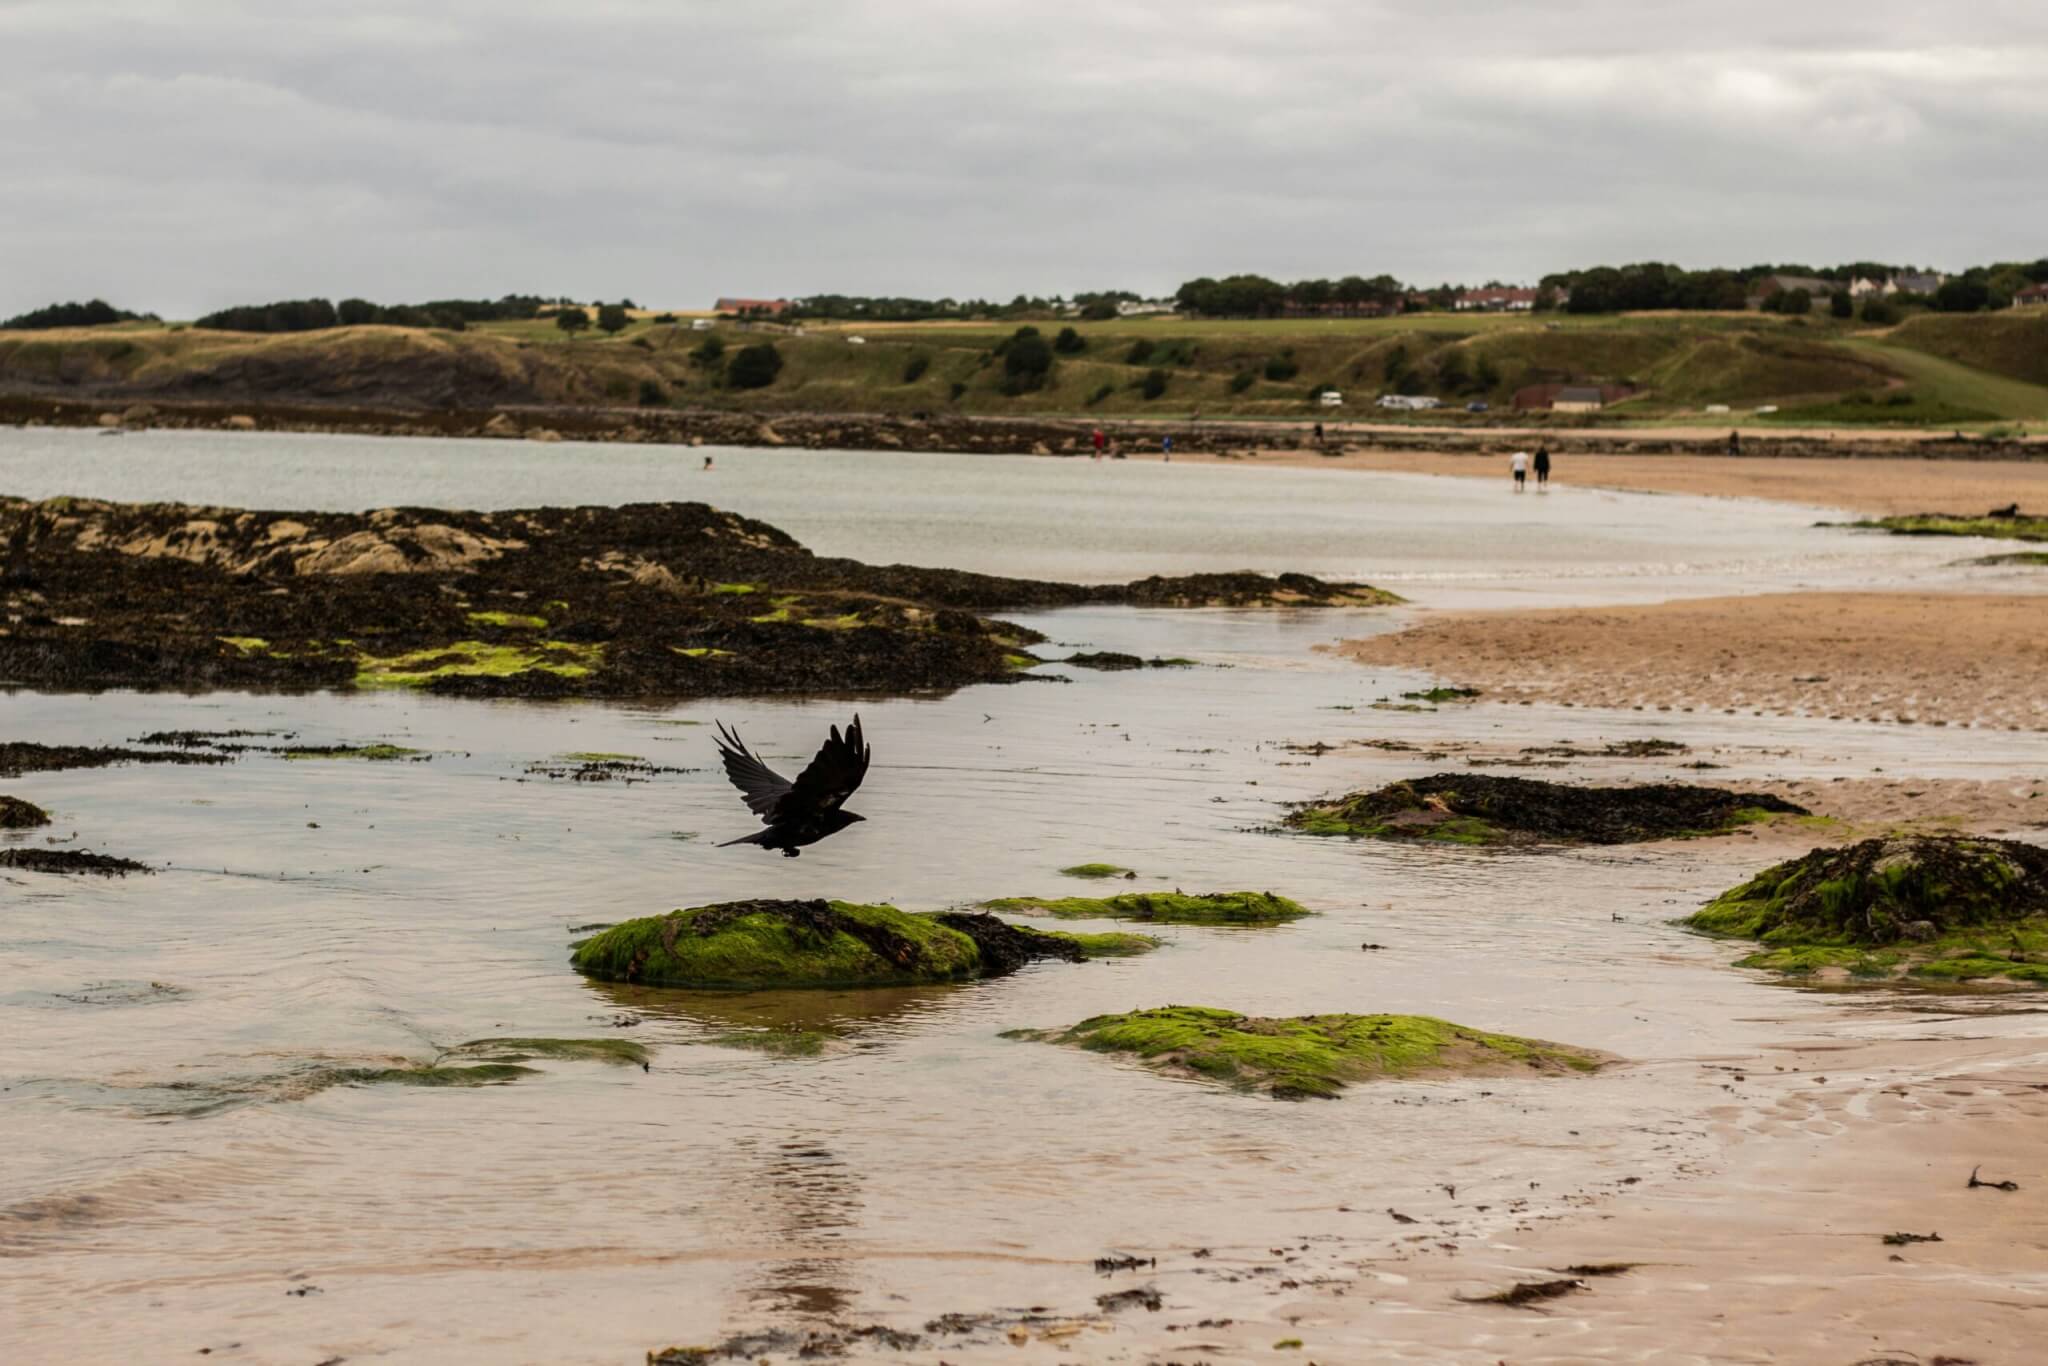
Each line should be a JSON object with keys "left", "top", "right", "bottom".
{"left": 1534, "top": 446, "right": 1551, "bottom": 489}
{"left": 702, "top": 455, "right": 714, "bottom": 471}
{"left": 1510, "top": 450, "right": 1528, "bottom": 491}
{"left": 1727, "top": 429, "right": 1741, "bottom": 456}
{"left": 1091, "top": 428, "right": 1106, "bottom": 459}
{"left": 1313, "top": 421, "right": 1324, "bottom": 446}
{"left": 1162, "top": 434, "right": 1173, "bottom": 460}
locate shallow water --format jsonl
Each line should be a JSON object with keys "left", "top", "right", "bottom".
{"left": 3, "top": 438, "right": 2043, "bottom": 1363}
{"left": 0, "top": 425, "right": 2008, "bottom": 601}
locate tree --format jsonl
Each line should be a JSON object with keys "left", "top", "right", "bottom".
{"left": 1860, "top": 297, "right": 1899, "bottom": 325}
{"left": 1001, "top": 327, "right": 1054, "bottom": 394}
{"left": 637, "top": 379, "right": 668, "bottom": 406}
{"left": 596, "top": 303, "right": 631, "bottom": 335}
{"left": 1935, "top": 278, "right": 1992, "bottom": 313}
{"left": 1263, "top": 351, "right": 1299, "bottom": 381}
{"left": 726, "top": 342, "right": 783, "bottom": 389}
{"left": 1830, "top": 291, "right": 1853, "bottom": 319}
{"left": 554, "top": 308, "right": 590, "bottom": 336}
{"left": 337, "top": 298, "right": 379, "bottom": 326}
{"left": 1079, "top": 299, "right": 1118, "bottom": 321}
{"left": 690, "top": 333, "right": 725, "bottom": 368}
{"left": 1139, "top": 368, "right": 1168, "bottom": 400}
{"left": 1053, "top": 326, "right": 1086, "bottom": 354}
{"left": 2, "top": 299, "right": 147, "bottom": 330}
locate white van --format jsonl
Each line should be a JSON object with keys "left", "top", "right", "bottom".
{"left": 1319, "top": 390, "right": 1344, "bottom": 408}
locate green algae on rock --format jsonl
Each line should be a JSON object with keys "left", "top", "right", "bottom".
{"left": 1045, "top": 930, "right": 1163, "bottom": 957}
{"left": 1849, "top": 512, "right": 2048, "bottom": 543}
{"left": 1286, "top": 772, "right": 1806, "bottom": 846}
{"left": 281, "top": 743, "right": 425, "bottom": 761}
{"left": 1687, "top": 835, "right": 2048, "bottom": 985}
{"left": 981, "top": 890, "right": 1311, "bottom": 925}
{"left": 1059, "top": 862, "right": 1137, "bottom": 880}
{"left": 1006, "top": 1006, "right": 1605, "bottom": 1099}
{"left": 0, "top": 795, "right": 52, "bottom": 829}
{"left": 449, "top": 1037, "right": 650, "bottom": 1066}
{"left": 573, "top": 899, "right": 983, "bottom": 990}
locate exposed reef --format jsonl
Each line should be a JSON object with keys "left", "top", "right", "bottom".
{"left": 1285, "top": 773, "right": 1808, "bottom": 846}
{"left": 569, "top": 899, "right": 1118, "bottom": 990}
{"left": 0, "top": 795, "right": 51, "bottom": 828}
{"left": 1687, "top": 835, "right": 2048, "bottom": 984}
{"left": 981, "top": 890, "right": 1311, "bottom": 925}
{"left": 2, "top": 496, "right": 1394, "bottom": 700}
{"left": 1849, "top": 512, "right": 2048, "bottom": 543}
{"left": 0, "top": 848, "right": 151, "bottom": 877}
{"left": 1005, "top": 1006, "right": 1606, "bottom": 1099}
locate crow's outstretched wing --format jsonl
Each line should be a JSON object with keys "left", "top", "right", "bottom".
{"left": 787, "top": 715, "right": 871, "bottom": 815}
{"left": 715, "top": 721, "right": 793, "bottom": 823}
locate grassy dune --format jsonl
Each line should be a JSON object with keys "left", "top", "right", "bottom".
{"left": 6, "top": 310, "right": 2048, "bottom": 428}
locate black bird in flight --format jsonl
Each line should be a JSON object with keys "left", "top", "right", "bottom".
{"left": 714, "top": 715, "right": 871, "bottom": 856}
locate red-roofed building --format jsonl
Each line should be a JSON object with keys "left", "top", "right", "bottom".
{"left": 2014, "top": 283, "right": 2048, "bottom": 308}
{"left": 713, "top": 297, "right": 792, "bottom": 316}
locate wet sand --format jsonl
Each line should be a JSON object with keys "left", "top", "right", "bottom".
{"left": 1174, "top": 1027, "right": 2048, "bottom": 1365}
{"left": 1339, "top": 592, "right": 2048, "bottom": 731}
{"left": 1182, "top": 446, "right": 2048, "bottom": 516}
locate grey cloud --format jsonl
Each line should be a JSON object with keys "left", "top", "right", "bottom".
{"left": 2, "top": 1, "right": 2043, "bottom": 317}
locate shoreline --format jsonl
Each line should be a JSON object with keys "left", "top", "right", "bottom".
{"left": 5, "top": 392, "right": 2042, "bottom": 466}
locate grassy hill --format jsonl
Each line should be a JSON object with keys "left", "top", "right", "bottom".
{"left": 5, "top": 309, "right": 2048, "bottom": 430}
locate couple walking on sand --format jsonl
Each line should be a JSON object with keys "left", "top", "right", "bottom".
{"left": 1510, "top": 447, "right": 1552, "bottom": 492}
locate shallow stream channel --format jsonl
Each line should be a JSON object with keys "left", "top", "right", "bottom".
{"left": 4, "top": 430, "right": 2043, "bottom": 1362}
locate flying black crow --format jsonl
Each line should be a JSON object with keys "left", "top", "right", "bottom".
{"left": 714, "top": 715, "right": 871, "bottom": 856}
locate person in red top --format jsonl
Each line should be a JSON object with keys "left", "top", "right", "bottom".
{"left": 1091, "top": 428, "right": 1105, "bottom": 458}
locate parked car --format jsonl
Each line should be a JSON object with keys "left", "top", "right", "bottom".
{"left": 1318, "top": 390, "right": 1344, "bottom": 408}
{"left": 1465, "top": 401, "right": 1489, "bottom": 413}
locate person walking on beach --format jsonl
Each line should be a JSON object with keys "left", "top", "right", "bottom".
{"left": 1313, "top": 421, "right": 1324, "bottom": 446}
{"left": 702, "top": 455, "right": 714, "bottom": 471}
{"left": 1727, "top": 429, "right": 1741, "bottom": 456}
{"left": 1091, "top": 428, "right": 1106, "bottom": 459}
{"left": 1162, "top": 434, "right": 1173, "bottom": 460}
{"left": 1510, "top": 450, "right": 1528, "bottom": 491}
{"left": 1533, "top": 446, "right": 1551, "bottom": 489}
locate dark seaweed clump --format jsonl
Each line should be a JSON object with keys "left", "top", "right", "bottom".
{"left": 0, "top": 848, "right": 152, "bottom": 877}
{"left": 1288, "top": 772, "right": 1806, "bottom": 845}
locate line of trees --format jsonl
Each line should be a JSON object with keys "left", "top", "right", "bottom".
{"left": 1173, "top": 274, "right": 1411, "bottom": 317}
{"left": 191, "top": 294, "right": 559, "bottom": 333}
{"left": 2, "top": 299, "right": 155, "bottom": 330}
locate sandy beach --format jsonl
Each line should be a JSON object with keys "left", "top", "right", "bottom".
{"left": 1339, "top": 592, "right": 2048, "bottom": 731}
{"left": 1177, "top": 447, "right": 2048, "bottom": 517}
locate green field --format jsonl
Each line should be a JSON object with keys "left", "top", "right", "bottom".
{"left": 8, "top": 308, "right": 2048, "bottom": 430}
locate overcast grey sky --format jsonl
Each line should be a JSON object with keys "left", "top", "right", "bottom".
{"left": 2, "top": 1, "right": 2043, "bottom": 317}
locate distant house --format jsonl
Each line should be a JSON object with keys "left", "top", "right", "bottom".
{"left": 1116, "top": 299, "right": 1175, "bottom": 317}
{"left": 1454, "top": 287, "right": 1538, "bottom": 313}
{"left": 1847, "top": 276, "right": 1888, "bottom": 298}
{"left": 1513, "top": 382, "right": 1633, "bottom": 412}
{"left": 2015, "top": 283, "right": 2048, "bottom": 308}
{"left": 713, "top": 297, "right": 791, "bottom": 317}
{"left": 1746, "top": 274, "right": 1837, "bottom": 309}
{"left": 1891, "top": 272, "right": 1946, "bottom": 296}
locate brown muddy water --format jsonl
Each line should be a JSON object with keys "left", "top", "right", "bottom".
{"left": 4, "top": 434, "right": 2046, "bottom": 1364}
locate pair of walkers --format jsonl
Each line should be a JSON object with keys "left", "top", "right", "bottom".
{"left": 1510, "top": 447, "right": 1552, "bottom": 491}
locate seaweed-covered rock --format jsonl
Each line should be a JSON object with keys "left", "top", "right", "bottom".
{"left": 0, "top": 795, "right": 51, "bottom": 829}
{"left": 981, "top": 890, "right": 1311, "bottom": 925}
{"left": 1852, "top": 513, "right": 2048, "bottom": 543}
{"left": 569, "top": 899, "right": 1108, "bottom": 989}
{"left": 1006, "top": 1006, "right": 1605, "bottom": 1099}
{"left": 572, "top": 899, "right": 978, "bottom": 989}
{"left": 0, "top": 848, "right": 151, "bottom": 876}
{"left": 1286, "top": 773, "right": 1806, "bottom": 846}
{"left": 1060, "top": 862, "right": 1137, "bottom": 879}
{"left": 1688, "top": 835, "right": 2048, "bottom": 983}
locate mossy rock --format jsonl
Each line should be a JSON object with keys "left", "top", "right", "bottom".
{"left": 981, "top": 890, "right": 1311, "bottom": 925}
{"left": 573, "top": 899, "right": 979, "bottom": 989}
{"left": 450, "top": 1036, "right": 649, "bottom": 1066}
{"left": 1287, "top": 773, "right": 1805, "bottom": 846}
{"left": 1046, "top": 929, "right": 1162, "bottom": 957}
{"left": 281, "top": 743, "right": 424, "bottom": 761}
{"left": 570, "top": 900, "right": 1102, "bottom": 990}
{"left": 1688, "top": 835, "right": 2048, "bottom": 985}
{"left": 0, "top": 795, "right": 52, "bottom": 829}
{"left": 1007, "top": 1006, "right": 1605, "bottom": 1099}
{"left": 1853, "top": 513, "right": 2048, "bottom": 543}
{"left": 1060, "top": 862, "right": 1137, "bottom": 880}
